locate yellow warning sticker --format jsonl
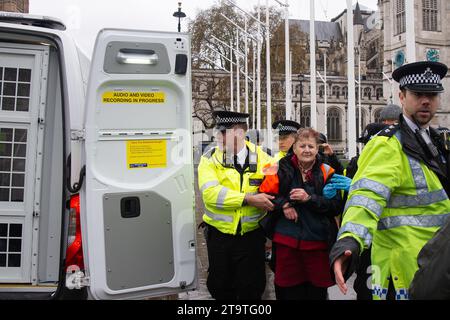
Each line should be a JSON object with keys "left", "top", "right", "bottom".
{"left": 126, "top": 140, "right": 167, "bottom": 169}
{"left": 102, "top": 91, "right": 165, "bottom": 104}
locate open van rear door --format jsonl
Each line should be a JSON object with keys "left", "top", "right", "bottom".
{"left": 81, "top": 29, "right": 196, "bottom": 299}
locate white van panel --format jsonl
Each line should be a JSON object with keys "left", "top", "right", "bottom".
{"left": 82, "top": 29, "right": 195, "bottom": 299}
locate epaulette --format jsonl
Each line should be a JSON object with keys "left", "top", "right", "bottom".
{"left": 377, "top": 124, "right": 400, "bottom": 138}
{"left": 202, "top": 147, "right": 217, "bottom": 159}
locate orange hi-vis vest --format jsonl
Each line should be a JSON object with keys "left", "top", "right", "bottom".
{"left": 260, "top": 162, "right": 334, "bottom": 195}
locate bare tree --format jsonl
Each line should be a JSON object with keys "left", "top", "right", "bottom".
{"left": 192, "top": 71, "right": 229, "bottom": 129}
{"left": 188, "top": 1, "right": 284, "bottom": 127}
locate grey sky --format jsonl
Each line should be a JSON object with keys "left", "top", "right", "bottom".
{"left": 29, "top": 0, "right": 377, "bottom": 55}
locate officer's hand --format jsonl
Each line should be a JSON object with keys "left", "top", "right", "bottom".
{"left": 289, "top": 188, "right": 311, "bottom": 202}
{"left": 333, "top": 250, "right": 352, "bottom": 295}
{"left": 322, "top": 143, "right": 334, "bottom": 155}
{"left": 283, "top": 205, "right": 298, "bottom": 223}
{"left": 330, "top": 174, "right": 352, "bottom": 192}
{"left": 245, "top": 193, "right": 275, "bottom": 211}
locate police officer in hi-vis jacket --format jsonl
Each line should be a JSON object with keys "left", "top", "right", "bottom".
{"left": 330, "top": 61, "right": 450, "bottom": 300}
{"left": 198, "top": 111, "right": 274, "bottom": 300}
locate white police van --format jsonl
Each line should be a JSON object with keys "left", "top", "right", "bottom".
{"left": 0, "top": 11, "right": 196, "bottom": 299}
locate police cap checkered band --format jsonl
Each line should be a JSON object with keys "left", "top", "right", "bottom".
{"left": 277, "top": 125, "right": 298, "bottom": 133}
{"left": 216, "top": 115, "right": 248, "bottom": 124}
{"left": 272, "top": 120, "right": 301, "bottom": 134}
{"left": 398, "top": 68, "right": 440, "bottom": 87}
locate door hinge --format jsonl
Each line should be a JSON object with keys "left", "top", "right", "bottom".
{"left": 71, "top": 129, "right": 85, "bottom": 141}
{"left": 66, "top": 269, "right": 90, "bottom": 289}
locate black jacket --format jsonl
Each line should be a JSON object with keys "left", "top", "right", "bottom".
{"left": 270, "top": 155, "right": 344, "bottom": 247}
{"left": 398, "top": 116, "right": 450, "bottom": 195}
{"left": 409, "top": 214, "right": 450, "bottom": 299}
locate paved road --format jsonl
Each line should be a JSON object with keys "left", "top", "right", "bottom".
{"left": 177, "top": 169, "right": 357, "bottom": 300}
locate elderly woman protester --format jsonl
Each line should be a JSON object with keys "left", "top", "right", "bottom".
{"left": 259, "top": 128, "right": 344, "bottom": 300}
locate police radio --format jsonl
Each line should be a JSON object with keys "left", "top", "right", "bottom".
{"left": 249, "top": 151, "right": 258, "bottom": 172}
{"left": 222, "top": 151, "right": 235, "bottom": 169}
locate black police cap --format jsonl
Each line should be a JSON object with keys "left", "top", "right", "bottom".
{"left": 272, "top": 120, "right": 302, "bottom": 136}
{"left": 392, "top": 61, "right": 448, "bottom": 93}
{"left": 213, "top": 110, "right": 249, "bottom": 130}
{"left": 357, "top": 123, "right": 388, "bottom": 144}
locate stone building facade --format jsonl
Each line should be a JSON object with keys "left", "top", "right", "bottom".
{"left": 0, "top": 0, "right": 28, "bottom": 13}
{"left": 381, "top": 0, "right": 450, "bottom": 126}
{"left": 193, "top": 1, "right": 450, "bottom": 153}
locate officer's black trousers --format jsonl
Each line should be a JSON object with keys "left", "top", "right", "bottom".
{"left": 205, "top": 226, "right": 266, "bottom": 300}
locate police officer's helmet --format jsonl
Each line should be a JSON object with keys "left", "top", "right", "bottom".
{"left": 357, "top": 123, "right": 388, "bottom": 144}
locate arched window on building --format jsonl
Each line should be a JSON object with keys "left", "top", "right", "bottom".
{"left": 356, "top": 108, "right": 368, "bottom": 138}
{"left": 376, "top": 87, "right": 383, "bottom": 100}
{"left": 332, "top": 86, "right": 340, "bottom": 98}
{"left": 327, "top": 107, "right": 342, "bottom": 141}
{"left": 374, "top": 108, "right": 383, "bottom": 123}
{"left": 342, "top": 86, "right": 348, "bottom": 99}
{"left": 363, "top": 87, "right": 372, "bottom": 100}
{"left": 300, "top": 106, "right": 311, "bottom": 128}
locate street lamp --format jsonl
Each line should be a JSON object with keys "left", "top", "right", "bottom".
{"left": 173, "top": 2, "right": 186, "bottom": 33}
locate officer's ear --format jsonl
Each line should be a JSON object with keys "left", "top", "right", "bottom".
{"left": 399, "top": 89, "right": 406, "bottom": 106}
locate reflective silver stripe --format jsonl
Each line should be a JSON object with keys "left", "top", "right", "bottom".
{"left": 378, "top": 213, "right": 450, "bottom": 230}
{"left": 337, "top": 222, "right": 372, "bottom": 246}
{"left": 349, "top": 178, "right": 391, "bottom": 201}
{"left": 344, "top": 195, "right": 383, "bottom": 217}
{"left": 200, "top": 180, "right": 219, "bottom": 193}
{"left": 241, "top": 213, "right": 265, "bottom": 223}
{"left": 387, "top": 189, "right": 448, "bottom": 207}
{"left": 322, "top": 163, "right": 332, "bottom": 177}
{"left": 216, "top": 187, "right": 229, "bottom": 209}
{"left": 408, "top": 156, "right": 428, "bottom": 194}
{"left": 394, "top": 135, "right": 428, "bottom": 193}
{"left": 204, "top": 209, "right": 234, "bottom": 222}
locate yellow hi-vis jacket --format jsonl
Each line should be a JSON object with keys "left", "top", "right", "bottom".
{"left": 274, "top": 150, "right": 287, "bottom": 161}
{"left": 198, "top": 140, "right": 274, "bottom": 235}
{"left": 339, "top": 130, "right": 450, "bottom": 300}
